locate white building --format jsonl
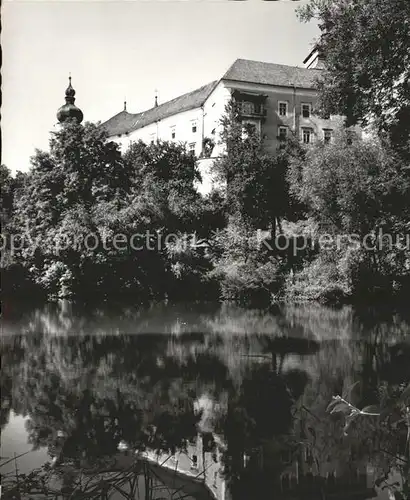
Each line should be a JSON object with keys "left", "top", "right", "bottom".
{"left": 101, "top": 52, "right": 342, "bottom": 194}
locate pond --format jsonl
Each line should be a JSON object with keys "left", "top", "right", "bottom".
{"left": 1, "top": 301, "right": 409, "bottom": 500}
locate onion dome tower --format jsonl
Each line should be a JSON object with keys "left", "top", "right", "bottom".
{"left": 57, "top": 76, "right": 84, "bottom": 124}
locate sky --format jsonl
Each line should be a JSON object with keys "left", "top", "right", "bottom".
{"left": 2, "top": 0, "right": 320, "bottom": 173}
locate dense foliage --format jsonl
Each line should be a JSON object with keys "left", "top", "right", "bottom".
{"left": 286, "top": 129, "right": 410, "bottom": 301}
{"left": 2, "top": 0, "right": 410, "bottom": 305}
{"left": 1, "top": 121, "right": 222, "bottom": 301}
{"left": 298, "top": 0, "right": 410, "bottom": 160}
{"left": 2, "top": 109, "right": 409, "bottom": 304}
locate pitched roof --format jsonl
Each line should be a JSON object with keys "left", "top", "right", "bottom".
{"left": 101, "top": 80, "right": 219, "bottom": 137}
{"left": 100, "top": 110, "right": 139, "bottom": 137}
{"left": 222, "top": 58, "right": 323, "bottom": 89}
{"left": 101, "top": 58, "right": 324, "bottom": 137}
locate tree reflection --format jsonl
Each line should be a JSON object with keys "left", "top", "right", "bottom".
{"left": 1, "top": 303, "right": 409, "bottom": 500}
{"left": 223, "top": 363, "right": 302, "bottom": 500}
{"left": 4, "top": 335, "right": 235, "bottom": 463}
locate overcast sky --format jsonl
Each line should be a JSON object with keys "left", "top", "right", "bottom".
{"left": 2, "top": 0, "right": 319, "bottom": 173}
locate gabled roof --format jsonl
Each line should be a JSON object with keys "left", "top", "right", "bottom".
{"left": 101, "top": 80, "right": 219, "bottom": 137}
{"left": 222, "top": 58, "right": 323, "bottom": 89}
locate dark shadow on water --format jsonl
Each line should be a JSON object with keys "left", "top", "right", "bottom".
{"left": 1, "top": 301, "right": 409, "bottom": 499}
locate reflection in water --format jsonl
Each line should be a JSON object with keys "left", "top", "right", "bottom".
{"left": 0, "top": 301, "right": 409, "bottom": 500}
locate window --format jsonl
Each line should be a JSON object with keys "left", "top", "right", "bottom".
{"left": 188, "top": 142, "right": 196, "bottom": 154}
{"left": 278, "top": 101, "right": 288, "bottom": 117}
{"left": 323, "top": 129, "right": 333, "bottom": 144}
{"left": 302, "top": 103, "right": 312, "bottom": 118}
{"left": 278, "top": 126, "right": 288, "bottom": 141}
{"left": 171, "top": 127, "right": 176, "bottom": 139}
{"left": 254, "top": 102, "right": 262, "bottom": 114}
{"left": 192, "top": 122, "right": 197, "bottom": 133}
{"left": 302, "top": 128, "right": 313, "bottom": 144}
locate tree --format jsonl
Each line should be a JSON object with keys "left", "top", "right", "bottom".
{"left": 12, "top": 120, "right": 130, "bottom": 235}
{"left": 213, "top": 100, "right": 293, "bottom": 235}
{"left": 208, "top": 101, "right": 309, "bottom": 307}
{"left": 123, "top": 140, "right": 202, "bottom": 234}
{"left": 288, "top": 129, "right": 410, "bottom": 235}
{"left": 287, "top": 128, "right": 410, "bottom": 298}
{"left": 0, "top": 165, "right": 27, "bottom": 227}
{"left": 0, "top": 165, "right": 16, "bottom": 227}
{"left": 298, "top": 0, "right": 410, "bottom": 159}
{"left": 6, "top": 123, "right": 215, "bottom": 300}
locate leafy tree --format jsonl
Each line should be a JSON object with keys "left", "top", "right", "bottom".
{"left": 208, "top": 101, "right": 306, "bottom": 306}
{"left": 213, "top": 100, "right": 293, "bottom": 235}
{"left": 298, "top": 0, "right": 410, "bottom": 159}
{"left": 123, "top": 140, "right": 202, "bottom": 234}
{"left": 0, "top": 165, "right": 27, "bottom": 233}
{"left": 6, "top": 122, "right": 219, "bottom": 300}
{"left": 288, "top": 129, "right": 410, "bottom": 234}
{"left": 7, "top": 120, "right": 139, "bottom": 299}
{"left": 0, "top": 165, "right": 16, "bottom": 226}
{"left": 287, "top": 128, "right": 410, "bottom": 298}
{"left": 209, "top": 218, "right": 286, "bottom": 306}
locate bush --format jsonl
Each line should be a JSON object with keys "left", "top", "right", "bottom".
{"left": 209, "top": 220, "right": 286, "bottom": 307}
{"left": 283, "top": 251, "right": 350, "bottom": 305}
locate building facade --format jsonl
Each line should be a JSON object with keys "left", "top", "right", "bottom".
{"left": 101, "top": 52, "right": 342, "bottom": 193}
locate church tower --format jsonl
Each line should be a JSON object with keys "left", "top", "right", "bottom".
{"left": 56, "top": 76, "right": 84, "bottom": 124}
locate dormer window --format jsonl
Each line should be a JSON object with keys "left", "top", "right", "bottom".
{"left": 302, "top": 103, "right": 312, "bottom": 118}
{"left": 171, "top": 126, "right": 176, "bottom": 139}
{"left": 192, "top": 122, "right": 197, "bottom": 133}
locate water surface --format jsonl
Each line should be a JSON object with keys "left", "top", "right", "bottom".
{"left": 1, "top": 301, "right": 409, "bottom": 500}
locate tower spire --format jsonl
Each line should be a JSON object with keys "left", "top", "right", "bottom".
{"left": 124, "top": 98, "right": 127, "bottom": 111}
{"left": 57, "top": 74, "right": 83, "bottom": 124}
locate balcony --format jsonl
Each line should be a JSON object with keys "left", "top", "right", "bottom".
{"left": 239, "top": 101, "right": 267, "bottom": 119}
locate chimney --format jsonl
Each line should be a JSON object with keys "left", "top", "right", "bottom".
{"left": 303, "top": 47, "right": 325, "bottom": 69}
